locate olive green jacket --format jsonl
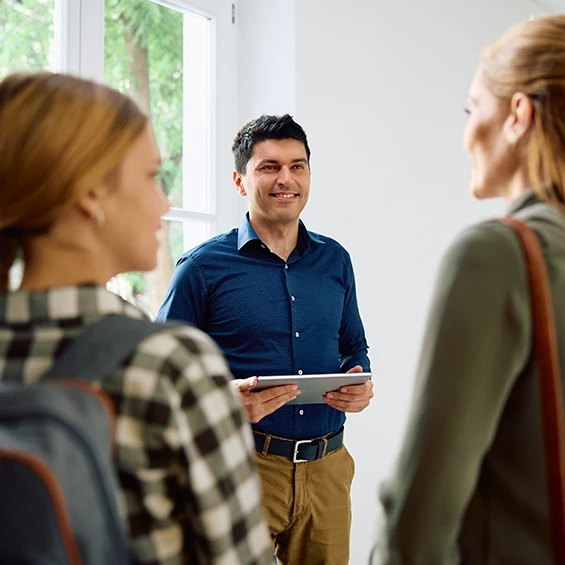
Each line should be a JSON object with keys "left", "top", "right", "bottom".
{"left": 375, "top": 190, "right": 565, "bottom": 565}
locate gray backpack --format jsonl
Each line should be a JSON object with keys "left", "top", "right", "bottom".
{"left": 0, "top": 314, "right": 168, "bottom": 565}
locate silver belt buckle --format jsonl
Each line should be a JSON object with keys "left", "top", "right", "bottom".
{"left": 293, "top": 439, "right": 312, "bottom": 463}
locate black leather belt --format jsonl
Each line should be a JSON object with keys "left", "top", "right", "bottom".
{"left": 254, "top": 427, "right": 344, "bottom": 463}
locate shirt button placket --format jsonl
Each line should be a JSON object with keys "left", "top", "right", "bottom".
{"left": 286, "top": 262, "right": 301, "bottom": 381}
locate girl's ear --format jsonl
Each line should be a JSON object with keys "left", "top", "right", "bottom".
{"left": 74, "top": 181, "right": 111, "bottom": 225}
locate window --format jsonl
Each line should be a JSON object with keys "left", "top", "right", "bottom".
{"left": 2, "top": 0, "right": 237, "bottom": 315}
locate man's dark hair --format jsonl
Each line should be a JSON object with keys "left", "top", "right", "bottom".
{"left": 232, "top": 114, "right": 311, "bottom": 174}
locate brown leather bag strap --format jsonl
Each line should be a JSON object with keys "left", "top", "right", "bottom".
{"left": 498, "top": 217, "right": 565, "bottom": 564}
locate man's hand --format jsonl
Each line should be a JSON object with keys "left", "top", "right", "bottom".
{"left": 323, "top": 365, "right": 374, "bottom": 413}
{"left": 232, "top": 377, "right": 301, "bottom": 423}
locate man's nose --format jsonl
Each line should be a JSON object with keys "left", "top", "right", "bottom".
{"left": 276, "top": 166, "right": 294, "bottom": 185}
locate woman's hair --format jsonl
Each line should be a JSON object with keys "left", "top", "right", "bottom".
{"left": 0, "top": 72, "right": 148, "bottom": 290}
{"left": 481, "top": 14, "right": 565, "bottom": 209}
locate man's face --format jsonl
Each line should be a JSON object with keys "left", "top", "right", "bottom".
{"left": 233, "top": 138, "right": 311, "bottom": 227}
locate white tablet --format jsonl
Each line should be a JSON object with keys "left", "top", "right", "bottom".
{"left": 253, "top": 372, "right": 372, "bottom": 405}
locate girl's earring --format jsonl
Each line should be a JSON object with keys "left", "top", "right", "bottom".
{"left": 94, "top": 210, "right": 105, "bottom": 228}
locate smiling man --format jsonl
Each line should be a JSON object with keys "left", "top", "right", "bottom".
{"left": 156, "top": 114, "right": 372, "bottom": 565}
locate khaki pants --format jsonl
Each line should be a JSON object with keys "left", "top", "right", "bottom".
{"left": 255, "top": 444, "right": 355, "bottom": 565}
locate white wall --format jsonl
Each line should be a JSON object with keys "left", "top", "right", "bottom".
{"left": 237, "top": 1, "right": 532, "bottom": 563}
{"left": 235, "top": 0, "right": 296, "bottom": 218}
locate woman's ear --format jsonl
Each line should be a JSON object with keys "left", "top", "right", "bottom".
{"left": 75, "top": 182, "right": 111, "bottom": 226}
{"left": 503, "top": 92, "right": 534, "bottom": 145}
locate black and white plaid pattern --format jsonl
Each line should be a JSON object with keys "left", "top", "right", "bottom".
{"left": 0, "top": 285, "right": 272, "bottom": 565}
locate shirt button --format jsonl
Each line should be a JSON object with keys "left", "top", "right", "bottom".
{"left": 295, "top": 332, "right": 300, "bottom": 338}
{"left": 261, "top": 244, "right": 265, "bottom": 249}
{"left": 298, "top": 369, "right": 303, "bottom": 375}
{"left": 284, "top": 264, "right": 288, "bottom": 270}
{"left": 299, "top": 410, "right": 304, "bottom": 415}
{"left": 291, "top": 296, "right": 295, "bottom": 301}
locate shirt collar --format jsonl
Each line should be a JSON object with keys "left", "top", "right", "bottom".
{"left": 506, "top": 188, "right": 540, "bottom": 215}
{"left": 237, "top": 213, "right": 260, "bottom": 250}
{"left": 237, "top": 213, "right": 324, "bottom": 253}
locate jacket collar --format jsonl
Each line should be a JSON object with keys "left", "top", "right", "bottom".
{"left": 506, "top": 189, "right": 539, "bottom": 215}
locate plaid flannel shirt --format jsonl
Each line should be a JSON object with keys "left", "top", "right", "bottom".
{"left": 0, "top": 284, "right": 273, "bottom": 565}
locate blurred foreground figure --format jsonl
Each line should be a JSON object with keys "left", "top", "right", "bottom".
{"left": 0, "top": 72, "right": 272, "bottom": 565}
{"left": 375, "top": 14, "right": 565, "bottom": 565}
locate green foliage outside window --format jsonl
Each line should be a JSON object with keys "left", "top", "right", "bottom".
{"left": 104, "top": 0, "right": 184, "bottom": 207}
{"left": 0, "top": 0, "right": 54, "bottom": 75}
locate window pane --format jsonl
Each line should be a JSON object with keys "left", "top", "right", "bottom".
{"left": 0, "top": 0, "right": 55, "bottom": 75}
{"left": 104, "top": 0, "right": 211, "bottom": 213}
{"left": 104, "top": 0, "right": 213, "bottom": 317}
{"left": 105, "top": 0, "right": 185, "bottom": 210}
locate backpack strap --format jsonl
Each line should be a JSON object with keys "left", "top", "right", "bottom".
{"left": 42, "top": 314, "right": 172, "bottom": 382}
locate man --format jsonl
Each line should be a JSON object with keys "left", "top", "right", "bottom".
{"left": 157, "top": 114, "right": 373, "bottom": 565}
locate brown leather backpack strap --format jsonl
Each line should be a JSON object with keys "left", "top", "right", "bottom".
{"left": 498, "top": 217, "right": 565, "bottom": 564}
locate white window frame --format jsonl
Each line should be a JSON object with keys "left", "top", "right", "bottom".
{"left": 55, "top": 0, "right": 239, "bottom": 238}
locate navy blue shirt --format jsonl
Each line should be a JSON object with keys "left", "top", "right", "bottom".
{"left": 156, "top": 215, "right": 370, "bottom": 440}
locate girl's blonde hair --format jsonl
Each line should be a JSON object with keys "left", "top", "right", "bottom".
{"left": 0, "top": 72, "right": 148, "bottom": 289}
{"left": 481, "top": 15, "right": 565, "bottom": 209}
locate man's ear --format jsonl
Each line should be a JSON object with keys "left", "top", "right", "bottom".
{"left": 503, "top": 92, "right": 534, "bottom": 145}
{"left": 233, "top": 170, "right": 246, "bottom": 196}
